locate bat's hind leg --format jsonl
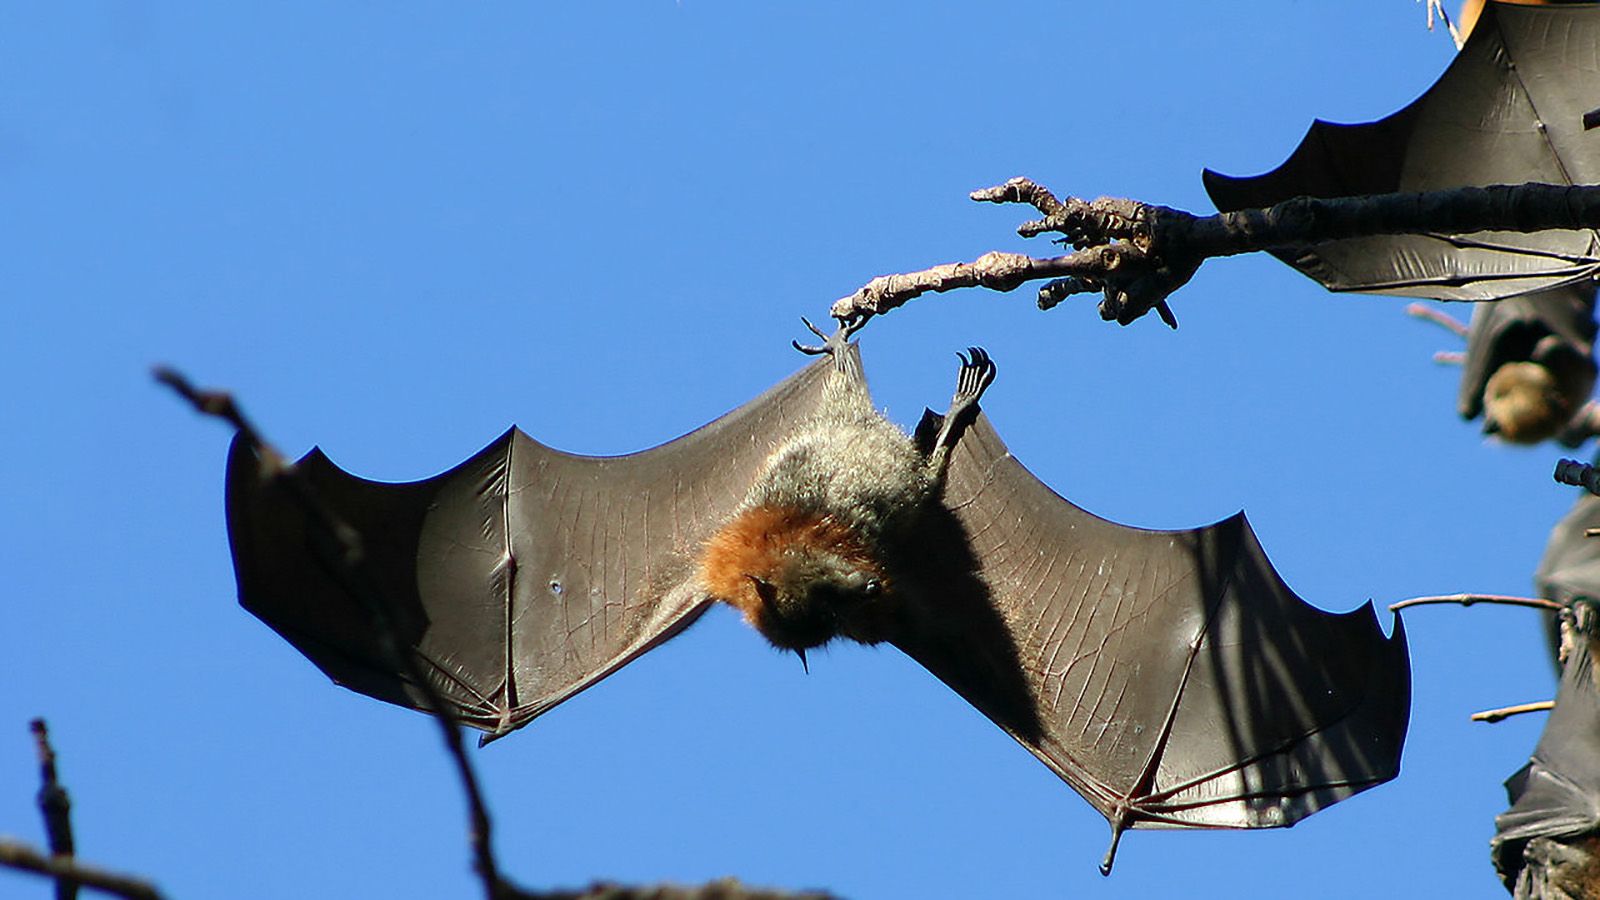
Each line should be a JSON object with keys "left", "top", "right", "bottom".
{"left": 793, "top": 315, "right": 873, "bottom": 385}
{"left": 792, "top": 315, "right": 867, "bottom": 360}
{"left": 925, "top": 347, "right": 997, "bottom": 483}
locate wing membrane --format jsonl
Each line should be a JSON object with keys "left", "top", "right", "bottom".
{"left": 227, "top": 352, "right": 846, "bottom": 737}
{"left": 894, "top": 413, "right": 1410, "bottom": 870}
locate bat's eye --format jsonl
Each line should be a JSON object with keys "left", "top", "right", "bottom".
{"left": 862, "top": 579, "right": 882, "bottom": 597}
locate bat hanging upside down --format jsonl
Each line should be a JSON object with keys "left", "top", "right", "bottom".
{"left": 225, "top": 325, "right": 1410, "bottom": 874}
{"left": 1461, "top": 284, "right": 1598, "bottom": 446}
{"left": 699, "top": 326, "right": 995, "bottom": 669}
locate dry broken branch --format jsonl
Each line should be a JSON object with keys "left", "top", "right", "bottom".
{"left": 833, "top": 179, "right": 1600, "bottom": 329}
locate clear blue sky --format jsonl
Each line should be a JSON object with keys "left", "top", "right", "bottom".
{"left": 1, "top": 3, "right": 1573, "bottom": 897}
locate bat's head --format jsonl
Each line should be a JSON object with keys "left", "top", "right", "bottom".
{"left": 699, "top": 504, "right": 896, "bottom": 655}
{"left": 1483, "top": 360, "right": 1591, "bottom": 444}
{"left": 744, "top": 551, "right": 891, "bottom": 651}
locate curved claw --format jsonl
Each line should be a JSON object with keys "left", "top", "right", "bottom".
{"left": 792, "top": 313, "right": 871, "bottom": 356}
{"left": 838, "top": 312, "right": 870, "bottom": 340}
{"left": 1154, "top": 299, "right": 1179, "bottom": 330}
{"left": 954, "top": 347, "right": 998, "bottom": 403}
{"left": 925, "top": 346, "right": 999, "bottom": 483}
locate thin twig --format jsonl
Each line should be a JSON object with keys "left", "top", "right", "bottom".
{"left": 31, "top": 719, "right": 76, "bottom": 900}
{"left": 502, "top": 878, "right": 838, "bottom": 900}
{"left": 156, "top": 366, "right": 511, "bottom": 899}
{"left": 1471, "top": 700, "right": 1556, "bottom": 723}
{"left": 0, "top": 841, "right": 164, "bottom": 900}
{"left": 1389, "top": 593, "right": 1564, "bottom": 613}
{"left": 1405, "top": 302, "right": 1470, "bottom": 338}
{"left": 151, "top": 367, "right": 274, "bottom": 463}
{"left": 1419, "top": 0, "right": 1465, "bottom": 49}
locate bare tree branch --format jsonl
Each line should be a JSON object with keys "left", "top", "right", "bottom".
{"left": 152, "top": 367, "right": 279, "bottom": 470}
{"left": 1405, "top": 302, "right": 1470, "bottom": 338}
{"left": 1389, "top": 594, "right": 1564, "bottom": 614}
{"left": 1471, "top": 701, "right": 1556, "bottom": 724}
{"left": 505, "top": 878, "right": 836, "bottom": 899}
{"left": 5, "top": 721, "right": 168, "bottom": 898}
{"left": 0, "top": 841, "right": 164, "bottom": 900}
{"left": 833, "top": 179, "right": 1600, "bottom": 328}
{"left": 31, "top": 719, "right": 76, "bottom": 900}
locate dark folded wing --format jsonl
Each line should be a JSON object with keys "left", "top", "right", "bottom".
{"left": 1491, "top": 606, "right": 1600, "bottom": 892}
{"left": 1537, "top": 494, "right": 1600, "bottom": 610}
{"left": 227, "top": 351, "right": 847, "bottom": 738}
{"left": 893, "top": 413, "right": 1410, "bottom": 870}
{"left": 1203, "top": 3, "right": 1600, "bottom": 301}
{"left": 1533, "top": 491, "right": 1600, "bottom": 673}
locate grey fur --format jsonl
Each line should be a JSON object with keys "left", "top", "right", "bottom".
{"left": 724, "top": 347, "right": 994, "bottom": 652}
{"left": 739, "top": 359, "right": 937, "bottom": 542}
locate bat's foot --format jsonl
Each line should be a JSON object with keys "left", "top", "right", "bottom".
{"left": 792, "top": 314, "right": 868, "bottom": 357}
{"left": 925, "top": 347, "right": 997, "bottom": 482}
{"left": 949, "top": 347, "right": 997, "bottom": 417}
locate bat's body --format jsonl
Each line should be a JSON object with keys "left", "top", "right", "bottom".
{"left": 1461, "top": 285, "right": 1597, "bottom": 445}
{"left": 701, "top": 343, "right": 991, "bottom": 659}
{"left": 1492, "top": 601, "right": 1600, "bottom": 898}
{"left": 226, "top": 339, "right": 1410, "bottom": 874}
{"left": 1534, "top": 490, "right": 1600, "bottom": 675}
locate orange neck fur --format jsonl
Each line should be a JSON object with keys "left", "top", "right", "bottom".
{"left": 699, "top": 505, "right": 880, "bottom": 628}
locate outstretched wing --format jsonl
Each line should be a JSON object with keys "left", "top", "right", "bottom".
{"left": 1203, "top": 2, "right": 1600, "bottom": 301}
{"left": 892, "top": 413, "right": 1410, "bottom": 873}
{"left": 226, "top": 352, "right": 846, "bottom": 738}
